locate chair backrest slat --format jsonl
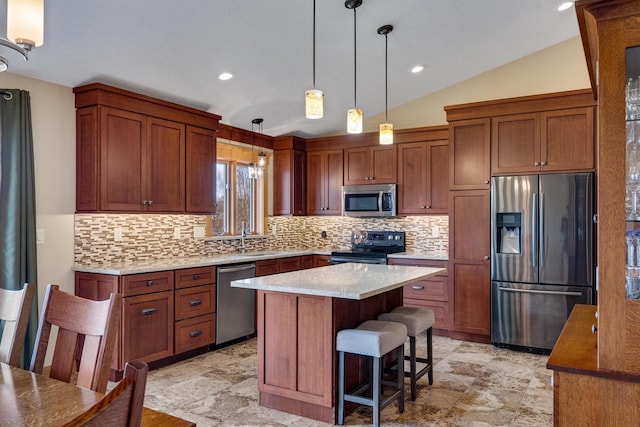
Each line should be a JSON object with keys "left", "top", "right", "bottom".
{"left": 0, "top": 283, "right": 36, "bottom": 366}
{"left": 62, "top": 360, "right": 148, "bottom": 427}
{"left": 30, "top": 284, "right": 122, "bottom": 393}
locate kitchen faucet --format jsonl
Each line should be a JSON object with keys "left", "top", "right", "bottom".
{"left": 240, "top": 221, "right": 247, "bottom": 253}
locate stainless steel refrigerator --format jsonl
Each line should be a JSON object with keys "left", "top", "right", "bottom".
{"left": 490, "top": 173, "right": 594, "bottom": 351}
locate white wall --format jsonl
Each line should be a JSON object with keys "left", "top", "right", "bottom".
{"left": 0, "top": 73, "right": 75, "bottom": 363}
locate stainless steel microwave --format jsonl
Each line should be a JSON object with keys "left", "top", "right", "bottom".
{"left": 341, "top": 184, "right": 397, "bottom": 217}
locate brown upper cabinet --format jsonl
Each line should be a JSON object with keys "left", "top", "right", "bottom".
{"left": 448, "top": 118, "right": 491, "bottom": 190}
{"left": 74, "top": 83, "right": 220, "bottom": 213}
{"left": 398, "top": 140, "right": 449, "bottom": 214}
{"left": 491, "top": 107, "right": 595, "bottom": 174}
{"left": 307, "top": 149, "right": 343, "bottom": 215}
{"left": 273, "top": 136, "right": 306, "bottom": 216}
{"left": 344, "top": 145, "right": 397, "bottom": 185}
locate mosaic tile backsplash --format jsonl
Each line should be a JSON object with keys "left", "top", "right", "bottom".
{"left": 74, "top": 214, "right": 448, "bottom": 266}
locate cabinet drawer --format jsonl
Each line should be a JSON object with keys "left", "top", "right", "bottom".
{"left": 404, "top": 299, "right": 449, "bottom": 330}
{"left": 404, "top": 276, "right": 448, "bottom": 302}
{"left": 256, "top": 259, "right": 279, "bottom": 276}
{"left": 175, "top": 266, "right": 216, "bottom": 289}
{"left": 300, "top": 255, "right": 313, "bottom": 270}
{"left": 123, "top": 291, "right": 174, "bottom": 363}
{"left": 279, "top": 257, "right": 301, "bottom": 272}
{"left": 122, "top": 271, "right": 174, "bottom": 297}
{"left": 175, "top": 284, "right": 215, "bottom": 321}
{"left": 175, "top": 313, "right": 216, "bottom": 353}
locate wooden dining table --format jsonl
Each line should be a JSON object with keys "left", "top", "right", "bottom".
{"left": 0, "top": 362, "right": 195, "bottom": 426}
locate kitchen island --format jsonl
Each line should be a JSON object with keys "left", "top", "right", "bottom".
{"left": 231, "top": 263, "right": 445, "bottom": 423}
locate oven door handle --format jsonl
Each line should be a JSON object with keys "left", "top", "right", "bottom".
{"left": 330, "top": 257, "right": 386, "bottom": 265}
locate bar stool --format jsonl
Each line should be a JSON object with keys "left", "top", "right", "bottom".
{"left": 336, "top": 320, "right": 407, "bottom": 427}
{"left": 378, "top": 306, "right": 435, "bottom": 401}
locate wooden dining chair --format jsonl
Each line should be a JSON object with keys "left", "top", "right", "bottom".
{"left": 62, "top": 359, "right": 148, "bottom": 427}
{"left": 30, "top": 284, "right": 122, "bottom": 393}
{"left": 0, "top": 283, "right": 36, "bottom": 367}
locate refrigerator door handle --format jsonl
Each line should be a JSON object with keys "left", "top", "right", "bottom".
{"left": 532, "top": 192, "right": 537, "bottom": 268}
{"left": 497, "top": 286, "right": 584, "bottom": 297}
{"left": 539, "top": 192, "right": 545, "bottom": 267}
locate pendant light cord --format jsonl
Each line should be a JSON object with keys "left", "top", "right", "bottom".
{"left": 312, "top": 0, "right": 316, "bottom": 89}
{"left": 384, "top": 31, "right": 388, "bottom": 122}
{"left": 353, "top": 6, "right": 357, "bottom": 109}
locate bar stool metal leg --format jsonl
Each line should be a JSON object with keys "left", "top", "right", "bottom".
{"left": 338, "top": 350, "right": 345, "bottom": 425}
{"left": 427, "top": 327, "right": 433, "bottom": 385}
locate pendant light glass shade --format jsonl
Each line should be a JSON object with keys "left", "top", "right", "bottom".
{"left": 250, "top": 118, "right": 265, "bottom": 180}
{"left": 379, "top": 123, "right": 393, "bottom": 145}
{"left": 7, "top": 0, "right": 44, "bottom": 50}
{"left": 305, "top": 89, "right": 323, "bottom": 119}
{"left": 347, "top": 108, "right": 363, "bottom": 134}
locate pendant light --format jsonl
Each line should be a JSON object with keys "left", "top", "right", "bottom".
{"left": 305, "top": 0, "right": 323, "bottom": 119}
{"left": 0, "top": 0, "right": 44, "bottom": 71}
{"left": 345, "top": 0, "right": 363, "bottom": 134}
{"left": 378, "top": 24, "right": 393, "bottom": 145}
{"left": 249, "top": 118, "right": 265, "bottom": 180}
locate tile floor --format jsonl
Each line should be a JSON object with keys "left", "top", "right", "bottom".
{"left": 138, "top": 335, "right": 553, "bottom": 426}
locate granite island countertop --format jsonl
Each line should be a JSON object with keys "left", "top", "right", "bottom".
{"left": 230, "top": 263, "right": 446, "bottom": 300}
{"left": 73, "top": 249, "right": 448, "bottom": 275}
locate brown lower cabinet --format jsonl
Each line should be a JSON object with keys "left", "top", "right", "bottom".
{"left": 387, "top": 258, "right": 449, "bottom": 334}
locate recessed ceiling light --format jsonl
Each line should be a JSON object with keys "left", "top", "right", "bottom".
{"left": 218, "top": 72, "right": 233, "bottom": 81}
{"left": 557, "top": 2, "right": 573, "bottom": 11}
{"left": 411, "top": 65, "right": 424, "bottom": 74}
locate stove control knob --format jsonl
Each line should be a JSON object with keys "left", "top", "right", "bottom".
{"left": 394, "top": 235, "right": 401, "bottom": 240}
{"left": 387, "top": 235, "right": 393, "bottom": 240}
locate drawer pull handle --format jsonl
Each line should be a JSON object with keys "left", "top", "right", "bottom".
{"left": 411, "top": 285, "right": 424, "bottom": 290}
{"left": 189, "top": 300, "right": 202, "bottom": 306}
{"left": 190, "top": 330, "right": 202, "bottom": 338}
{"left": 147, "top": 280, "right": 154, "bottom": 286}
{"left": 141, "top": 308, "right": 157, "bottom": 316}
{"left": 194, "top": 274, "right": 200, "bottom": 280}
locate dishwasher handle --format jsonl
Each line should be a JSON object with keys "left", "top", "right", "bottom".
{"left": 218, "top": 264, "right": 256, "bottom": 274}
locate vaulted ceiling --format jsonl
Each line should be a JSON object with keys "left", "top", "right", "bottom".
{"left": 0, "top": 0, "right": 580, "bottom": 137}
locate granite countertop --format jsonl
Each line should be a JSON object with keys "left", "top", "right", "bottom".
{"left": 231, "top": 263, "right": 446, "bottom": 300}
{"left": 73, "top": 249, "right": 449, "bottom": 275}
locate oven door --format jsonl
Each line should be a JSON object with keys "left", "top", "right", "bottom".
{"left": 329, "top": 255, "right": 387, "bottom": 265}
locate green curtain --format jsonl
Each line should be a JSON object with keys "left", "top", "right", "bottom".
{"left": 0, "top": 89, "right": 38, "bottom": 368}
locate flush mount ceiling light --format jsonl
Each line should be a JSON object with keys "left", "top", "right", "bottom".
{"left": 411, "top": 65, "right": 424, "bottom": 74}
{"left": 218, "top": 72, "right": 233, "bottom": 80}
{"left": 378, "top": 24, "right": 393, "bottom": 145}
{"left": 305, "top": 0, "right": 323, "bottom": 119}
{"left": 0, "top": 0, "right": 43, "bottom": 72}
{"left": 345, "top": 0, "right": 363, "bottom": 134}
{"left": 557, "top": 2, "right": 573, "bottom": 11}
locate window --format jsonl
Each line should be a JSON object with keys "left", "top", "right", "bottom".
{"left": 211, "top": 141, "right": 267, "bottom": 235}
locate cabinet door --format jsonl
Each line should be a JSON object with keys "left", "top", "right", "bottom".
{"left": 306, "top": 151, "right": 326, "bottom": 215}
{"left": 426, "top": 140, "right": 449, "bottom": 214}
{"left": 398, "top": 142, "right": 428, "bottom": 214}
{"left": 76, "top": 107, "right": 99, "bottom": 211}
{"left": 274, "top": 149, "right": 306, "bottom": 216}
{"left": 541, "top": 107, "right": 594, "bottom": 172}
{"left": 292, "top": 150, "right": 306, "bottom": 215}
{"left": 491, "top": 113, "right": 540, "bottom": 174}
{"left": 325, "top": 150, "right": 344, "bottom": 214}
{"left": 449, "top": 118, "right": 490, "bottom": 190}
{"left": 370, "top": 145, "right": 397, "bottom": 183}
{"left": 123, "top": 291, "right": 174, "bottom": 363}
{"left": 186, "top": 126, "right": 217, "bottom": 213}
{"left": 344, "top": 147, "right": 370, "bottom": 185}
{"left": 146, "top": 117, "right": 185, "bottom": 212}
{"left": 449, "top": 190, "right": 490, "bottom": 337}
{"left": 313, "top": 255, "right": 331, "bottom": 267}
{"left": 99, "top": 107, "right": 146, "bottom": 211}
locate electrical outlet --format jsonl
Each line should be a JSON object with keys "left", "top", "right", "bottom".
{"left": 173, "top": 227, "right": 181, "bottom": 239}
{"left": 321, "top": 230, "right": 327, "bottom": 238}
{"left": 114, "top": 227, "right": 123, "bottom": 242}
{"left": 431, "top": 226, "right": 439, "bottom": 238}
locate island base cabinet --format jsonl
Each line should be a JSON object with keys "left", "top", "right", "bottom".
{"left": 256, "top": 288, "right": 403, "bottom": 424}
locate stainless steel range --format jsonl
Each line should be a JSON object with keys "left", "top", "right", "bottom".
{"left": 330, "top": 230, "right": 405, "bottom": 265}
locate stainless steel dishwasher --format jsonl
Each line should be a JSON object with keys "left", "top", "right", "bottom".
{"left": 216, "top": 263, "right": 256, "bottom": 345}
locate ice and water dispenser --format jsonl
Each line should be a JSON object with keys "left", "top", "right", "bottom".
{"left": 495, "top": 212, "right": 522, "bottom": 254}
